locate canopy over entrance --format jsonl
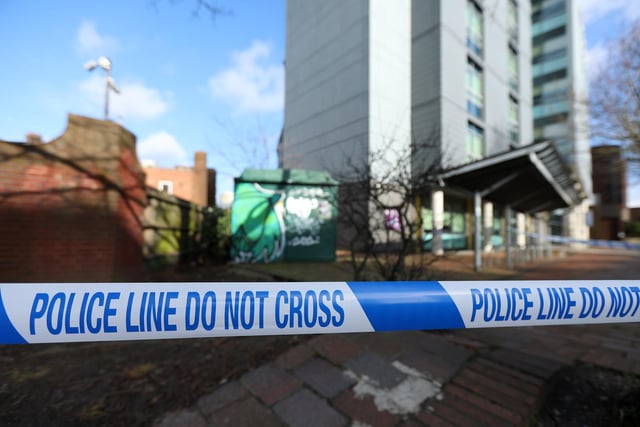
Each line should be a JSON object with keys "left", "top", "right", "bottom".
{"left": 438, "top": 141, "right": 585, "bottom": 212}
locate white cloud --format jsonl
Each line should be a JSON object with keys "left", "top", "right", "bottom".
{"left": 586, "top": 42, "right": 608, "bottom": 80}
{"left": 581, "top": 0, "right": 640, "bottom": 25}
{"left": 627, "top": 182, "right": 640, "bottom": 208}
{"left": 76, "top": 74, "right": 170, "bottom": 121}
{"left": 138, "top": 131, "right": 188, "bottom": 167}
{"left": 208, "top": 40, "right": 284, "bottom": 114}
{"left": 76, "top": 20, "right": 118, "bottom": 55}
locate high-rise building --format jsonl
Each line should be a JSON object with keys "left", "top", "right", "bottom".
{"left": 531, "top": 0, "right": 592, "bottom": 241}
{"left": 283, "top": 0, "right": 533, "bottom": 174}
{"left": 282, "top": 0, "right": 585, "bottom": 257}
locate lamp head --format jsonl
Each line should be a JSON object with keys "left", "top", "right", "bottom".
{"left": 97, "top": 56, "right": 112, "bottom": 71}
{"left": 83, "top": 60, "right": 97, "bottom": 71}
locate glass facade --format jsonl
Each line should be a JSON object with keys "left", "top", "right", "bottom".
{"left": 466, "top": 58, "right": 483, "bottom": 119}
{"left": 509, "top": 96, "right": 519, "bottom": 145}
{"left": 466, "top": 0, "right": 483, "bottom": 57}
{"left": 466, "top": 121, "right": 484, "bottom": 161}
{"left": 531, "top": 0, "right": 569, "bottom": 157}
{"left": 507, "top": 0, "right": 518, "bottom": 43}
{"left": 422, "top": 196, "right": 468, "bottom": 250}
{"left": 508, "top": 48, "right": 519, "bottom": 93}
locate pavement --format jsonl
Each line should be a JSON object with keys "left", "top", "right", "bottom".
{"left": 153, "top": 249, "right": 640, "bottom": 427}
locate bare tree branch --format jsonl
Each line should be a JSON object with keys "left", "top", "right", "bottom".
{"left": 331, "top": 130, "right": 446, "bottom": 281}
{"left": 147, "top": 0, "right": 232, "bottom": 21}
{"left": 590, "top": 20, "right": 640, "bottom": 164}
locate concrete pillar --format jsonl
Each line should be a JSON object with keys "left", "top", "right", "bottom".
{"left": 432, "top": 189, "right": 444, "bottom": 256}
{"left": 517, "top": 212, "right": 526, "bottom": 249}
{"left": 545, "top": 216, "right": 553, "bottom": 258}
{"left": 483, "top": 201, "right": 493, "bottom": 253}
{"left": 505, "top": 206, "right": 512, "bottom": 269}
{"left": 474, "top": 192, "right": 482, "bottom": 271}
{"left": 535, "top": 216, "right": 542, "bottom": 261}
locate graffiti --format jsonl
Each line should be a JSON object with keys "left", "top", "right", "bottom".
{"left": 289, "top": 235, "right": 321, "bottom": 247}
{"left": 286, "top": 197, "right": 318, "bottom": 219}
{"left": 231, "top": 179, "right": 337, "bottom": 263}
{"left": 385, "top": 209, "right": 401, "bottom": 232}
{"left": 284, "top": 187, "right": 333, "bottom": 247}
{"left": 231, "top": 183, "right": 286, "bottom": 263}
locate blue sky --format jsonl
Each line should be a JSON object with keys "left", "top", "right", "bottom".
{"left": 0, "top": 0, "right": 285, "bottom": 201}
{"left": 0, "top": 1, "right": 639, "bottom": 205}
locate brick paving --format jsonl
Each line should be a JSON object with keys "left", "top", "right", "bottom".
{"left": 154, "top": 250, "right": 640, "bottom": 426}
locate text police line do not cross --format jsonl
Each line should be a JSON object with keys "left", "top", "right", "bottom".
{"left": 0, "top": 281, "right": 639, "bottom": 344}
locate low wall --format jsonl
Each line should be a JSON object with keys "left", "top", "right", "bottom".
{"left": 143, "top": 189, "right": 205, "bottom": 269}
{"left": 0, "top": 115, "right": 147, "bottom": 282}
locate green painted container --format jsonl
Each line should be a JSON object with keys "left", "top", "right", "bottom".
{"left": 231, "top": 169, "right": 338, "bottom": 263}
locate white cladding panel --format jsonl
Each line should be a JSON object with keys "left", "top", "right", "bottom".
{"left": 369, "top": 0, "right": 412, "bottom": 173}
{"left": 283, "top": 0, "right": 370, "bottom": 175}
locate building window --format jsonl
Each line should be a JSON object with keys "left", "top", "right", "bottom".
{"left": 509, "top": 96, "right": 519, "bottom": 146}
{"left": 158, "top": 180, "right": 174, "bottom": 195}
{"left": 466, "top": 0, "right": 483, "bottom": 57}
{"left": 533, "top": 87, "right": 568, "bottom": 105}
{"left": 421, "top": 195, "right": 468, "bottom": 250}
{"left": 508, "top": 47, "right": 519, "bottom": 93}
{"left": 507, "top": 0, "right": 518, "bottom": 44}
{"left": 466, "top": 58, "right": 484, "bottom": 119}
{"left": 467, "top": 121, "right": 484, "bottom": 161}
{"left": 532, "top": 0, "right": 566, "bottom": 24}
{"left": 532, "top": 46, "right": 566, "bottom": 64}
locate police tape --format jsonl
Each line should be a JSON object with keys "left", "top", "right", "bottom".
{"left": 1, "top": 281, "right": 639, "bottom": 344}
{"left": 527, "top": 233, "right": 640, "bottom": 250}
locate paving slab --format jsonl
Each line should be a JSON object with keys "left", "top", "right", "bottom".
{"left": 273, "top": 388, "right": 348, "bottom": 427}
{"left": 308, "top": 334, "right": 361, "bottom": 364}
{"left": 332, "top": 388, "right": 403, "bottom": 427}
{"left": 276, "top": 343, "right": 315, "bottom": 370}
{"left": 153, "top": 409, "right": 208, "bottom": 427}
{"left": 294, "top": 357, "right": 356, "bottom": 398}
{"left": 343, "top": 351, "right": 406, "bottom": 388}
{"left": 207, "top": 396, "right": 281, "bottom": 427}
{"left": 240, "top": 362, "right": 301, "bottom": 405}
{"left": 196, "top": 381, "right": 247, "bottom": 417}
{"left": 396, "top": 348, "right": 462, "bottom": 383}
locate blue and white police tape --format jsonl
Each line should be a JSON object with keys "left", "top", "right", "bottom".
{"left": 1, "top": 281, "right": 639, "bottom": 344}
{"left": 527, "top": 233, "right": 640, "bottom": 250}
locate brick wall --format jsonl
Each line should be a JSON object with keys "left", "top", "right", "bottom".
{"left": 143, "top": 151, "right": 216, "bottom": 207}
{"left": 591, "top": 145, "right": 627, "bottom": 240}
{"left": 0, "top": 114, "right": 147, "bottom": 282}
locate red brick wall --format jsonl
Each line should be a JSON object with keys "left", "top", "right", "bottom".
{"left": 0, "top": 114, "right": 147, "bottom": 282}
{"left": 143, "top": 151, "right": 215, "bottom": 207}
{"left": 590, "top": 145, "right": 627, "bottom": 240}
{"left": 144, "top": 166, "right": 197, "bottom": 203}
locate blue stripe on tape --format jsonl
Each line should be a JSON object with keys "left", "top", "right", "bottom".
{"left": 347, "top": 281, "right": 465, "bottom": 331}
{"left": 0, "top": 290, "right": 27, "bottom": 344}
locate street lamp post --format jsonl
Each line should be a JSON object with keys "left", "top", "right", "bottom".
{"left": 84, "top": 56, "right": 121, "bottom": 120}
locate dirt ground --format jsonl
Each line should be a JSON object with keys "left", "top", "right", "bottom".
{"left": 0, "top": 335, "right": 305, "bottom": 426}
{"left": 537, "top": 365, "right": 640, "bottom": 427}
{"left": 0, "top": 265, "right": 306, "bottom": 426}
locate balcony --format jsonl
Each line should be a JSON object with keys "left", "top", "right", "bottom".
{"left": 533, "top": 100, "right": 569, "bottom": 119}
{"left": 532, "top": 56, "right": 568, "bottom": 78}
{"left": 532, "top": 13, "right": 566, "bottom": 37}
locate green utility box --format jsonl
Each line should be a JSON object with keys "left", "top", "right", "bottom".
{"left": 230, "top": 168, "right": 338, "bottom": 263}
